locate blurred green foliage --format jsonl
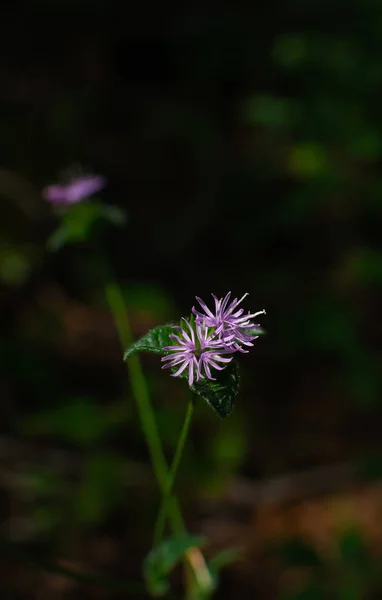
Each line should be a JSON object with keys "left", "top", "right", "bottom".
{"left": 144, "top": 535, "right": 207, "bottom": 596}
{"left": 1, "top": 0, "right": 382, "bottom": 598}
{"left": 21, "top": 397, "right": 125, "bottom": 446}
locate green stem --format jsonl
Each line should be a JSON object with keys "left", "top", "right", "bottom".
{"left": 105, "top": 282, "right": 168, "bottom": 486}
{"left": 153, "top": 399, "right": 194, "bottom": 548}
{"left": 105, "top": 280, "right": 213, "bottom": 594}
{"left": 105, "top": 281, "right": 183, "bottom": 529}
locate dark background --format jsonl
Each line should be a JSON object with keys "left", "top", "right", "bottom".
{"left": 1, "top": 1, "right": 382, "bottom": 598}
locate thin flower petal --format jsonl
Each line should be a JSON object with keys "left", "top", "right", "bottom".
{"left": 172, "top": 360, "right": 190, "bottom": 378}
{"left": 193, "top": 292, "right": 265, "bottom": 352}
{"left": 195, "top": 296, "right": 215, "bottom": 319}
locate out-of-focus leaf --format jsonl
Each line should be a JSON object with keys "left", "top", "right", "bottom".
{"left": 288, "top": 143, "right": 329, "bottom": 179}
{"left": 31, "top": 505, "right": 63, "bottom": 536}
{"left": 338, "top": 580, "right": 364, "bottom": 600}
{"left": 76, "top": 453, "right": 125, "bottom": 525}
{"left": 144, "top": 535, "right": 206, "bottom": 596}
{"left": 59, "top": 201, "right": 100, "bottom": 242}
{"left": 208, "top": 547, "right": 241, "bottom": 583}
{"left": 273, "top": 35, "right": 307, "bottom": 68}
{"left": 348, "top": 130, "right": 381, "bottom": 160}
{"left": 244, "top": 94, "right": 293, "bottom": 130}
{"left": 0, "top": 246, "right": 37, "bottom": 286}
{"left": 209, "top": 420, "right": 247, "bottom": 473}
{"left": 337, "top": 528, "right": 369, "bottom": 567}
{"left": 349, "top": 248, "right": 382, "bottom": 286}
{"left": 187, "top": 547, "right": 242, "bottom": 600}
{"left": 46, "top": 225, "right": 64, "bottom": 251}
{"left": 47, "top": 201, "right": 126, "bottom": 251}
{"left": 123, "top": 283, "right": 175, "bottom": 320}
{"left": 21, "top": 398, "right": 111, "bottom": 446}
{"left": 100, "top": 204, "right": 127, "bottom": 226}
{"left": 26, "top": 469, "right": 64, "bottom": 498}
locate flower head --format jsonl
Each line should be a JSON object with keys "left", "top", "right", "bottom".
{"left": 161, "top": 319, "right": 232, "bottom": 386}
{"left": 43, "top": 174, "right": 106, "bottom": 206}
{"left": 192, "top": 292, "right": 266, "bottom": 353}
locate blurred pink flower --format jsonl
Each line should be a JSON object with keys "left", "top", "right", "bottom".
{"left": 42, "top": 174, "right": 106, "bottom": 205}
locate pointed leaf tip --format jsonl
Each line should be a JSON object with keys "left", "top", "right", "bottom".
{"left": 189, "top": 360, "right": 240, "bottom": 418}
{"left": 124, "top": 324, "right": 175, "bottom": 360}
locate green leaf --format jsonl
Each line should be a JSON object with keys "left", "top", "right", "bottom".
{"left": 55, "top": 202, "right": 100, "bottom": 248}
{"left": 124, "top": 324, "right": 174, "bottom": 359}
{"left": 144, "top": 535, "right": 206, "bottom": 597}
{"left": 190, "top": 360, "right": 239, "bottom": 418}
{"left": 47, "top": 201, "right": 127, "bottom": 251}
{"left": 124, "top": 324, "right": 240, "bottom": 418}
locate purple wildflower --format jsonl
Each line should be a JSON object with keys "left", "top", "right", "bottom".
{"left": 161, "top": 319, "right": 232, "bottom": 386}
{"left": 42, "top": 174, "right": 106, "bottom": 206}
{"left": 192, "top": 292, "right": 266, "bottom": 353}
